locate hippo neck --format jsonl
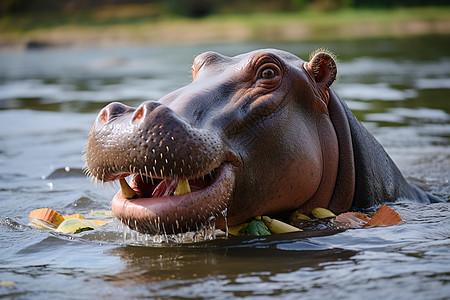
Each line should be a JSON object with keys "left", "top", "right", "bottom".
{"left": 328, "top": 90, "right": 435, "bottom": 210}
{"left": 327, "top": 90, "right": 355, "bottom": 213}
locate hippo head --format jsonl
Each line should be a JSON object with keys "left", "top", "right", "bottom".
{"left": 85, "top": 49, "right": 350, "bottom": 234}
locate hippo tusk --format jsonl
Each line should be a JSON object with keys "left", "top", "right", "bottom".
{"left": 119, "top": 178, "right": 138, "bottom": 199}
{"left": 174, "top": 178, "right": 191, "bottom": 196}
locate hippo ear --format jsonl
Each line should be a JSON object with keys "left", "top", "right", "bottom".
{"left": 305, "top": 50, "right": 337, "bottom": 89}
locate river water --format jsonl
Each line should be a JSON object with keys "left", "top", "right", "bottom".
{"left": 0, "top": 36, "right": 449, "bottom": 299}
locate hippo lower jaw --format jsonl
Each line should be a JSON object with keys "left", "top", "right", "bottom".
{"left": 110, "top": 162, "right": 235, "bottom": 234}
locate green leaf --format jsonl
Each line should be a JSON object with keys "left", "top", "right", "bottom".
{"left": 239, "top": 220, "right": 271, "bottom": 236}
{"left": 89, "top": 210, "right": 114, "bottom": 218}
{"left": 56, "top": 219, "right": 99, "bottom": 234}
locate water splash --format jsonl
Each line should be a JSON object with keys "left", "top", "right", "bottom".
{"left": 117, "top": 216, "right": 225, "bottom": 246}
{"left": 221, "top": 208, "right": 229, "bottom": 238}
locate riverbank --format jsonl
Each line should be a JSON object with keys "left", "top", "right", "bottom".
{"left": 1, "top": 6, "right": 450, "bottom": 49}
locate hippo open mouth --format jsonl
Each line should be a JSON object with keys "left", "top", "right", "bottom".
{"left": 110, "top": 162, "right": 235, "bottom": 234}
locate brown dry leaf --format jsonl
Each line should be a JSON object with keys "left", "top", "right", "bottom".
{"left": 335, "top": 212, "right": 370, "bottom": 229}
{"left": 365, "top": 205, "right": 402, "bottom": 227}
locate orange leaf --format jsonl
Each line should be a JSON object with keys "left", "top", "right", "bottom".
{"left": 29, "top": 208, "right": 65, "bottom": 226}
{"left": 365, "top": 205, "right": 402, "bottom": 227}
{"left": 63, "top": 213, "right": 85, "bottom": 220}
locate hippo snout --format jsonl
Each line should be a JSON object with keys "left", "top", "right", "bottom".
{"left": 85, "top": 101, "right": 238, "bottom": 234}
{"left": 87, "top": 101, "right": 226, "bottom": 181}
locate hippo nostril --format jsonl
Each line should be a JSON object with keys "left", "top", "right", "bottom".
{"left": 96, "top": 102, "right": 134, "bottom": 125}
{"left": 97, "top": 108, "right": 109, "bottom": 124}
{"left": 132, "top": 106, "right": 146, "bottom": 124}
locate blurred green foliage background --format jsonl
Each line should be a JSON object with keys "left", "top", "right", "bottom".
{"left": 1, "top": 0, "right": 448, "bottom": 48}
{"left": 2, "top": 0, "right": 448, "bottom": 18}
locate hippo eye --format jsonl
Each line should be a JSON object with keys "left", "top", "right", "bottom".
{"left": 260, "top": 68, "right": 276, "bottom": 79}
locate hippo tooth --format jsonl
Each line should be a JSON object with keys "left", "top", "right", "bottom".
{"left": 119, "top": 178, "right": 138, "bottom": 199}
{"left": 174, "top": 179, "right": 191, "bottom": 196}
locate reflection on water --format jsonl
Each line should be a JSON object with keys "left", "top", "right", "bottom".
{"left": 0, "top": 36, "right": 449, "bottom": 299}
{"left": 104, "top": 241, "right": 356, "bottom": 298}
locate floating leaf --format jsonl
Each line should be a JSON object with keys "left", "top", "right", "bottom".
{"left": 311, "top": 207, "right": 336, "bottom": 219}
{"left": 228, "top": 223, "right": 249, "bottom": 236}
{"left": 28, "top": 219, "right": 57, "bottom": 231}
{"left": 239, "top": 220, "right": 271, "bottom": 236}
{"left": 91, "top": 220, "right": 108, "bottom": 226}
{"left": 29, "top": 208, "right": 64, "bottom": 226}
{"left": 289, "top": 210, "right": 310, "bottom": 223}
{"left": 89, "top": 210, "right": 114, "bottom": 218}
{"left": 56, "top": 219, "right": 100, "bottom": 234}
{"left": 335, "top": 212, "right": 370, "bottom": 229}
{"left": 63, "top": 213, "right": 85, "bottom": 220}
{"left": 0, "top": 281, "right": 16, "bottom": 287}
{"left": 365, "top": 205, "right": 402, "bottom": 227}
{"left": 261, "top": 216, "right": 301, "bottom": 234}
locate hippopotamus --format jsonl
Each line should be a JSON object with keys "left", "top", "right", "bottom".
{"left": 84, "top": 48, "right": 439, "bottom": 234}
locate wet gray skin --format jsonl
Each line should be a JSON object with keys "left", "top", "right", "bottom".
{"left": 85, "top": 49, "right": 439, "bottom": 235}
